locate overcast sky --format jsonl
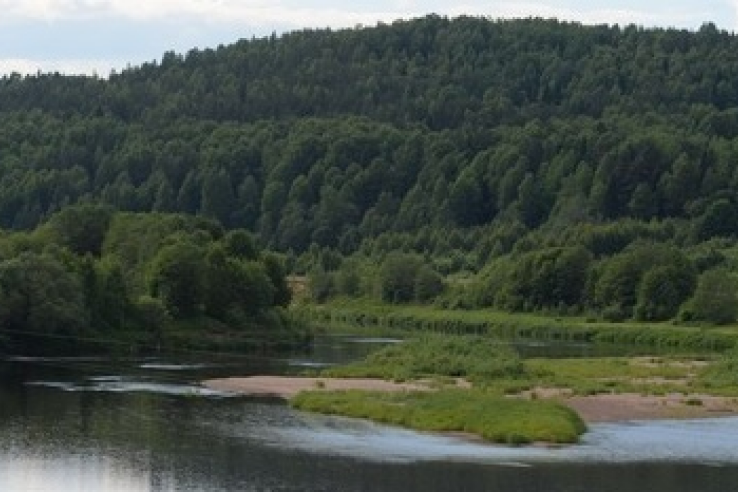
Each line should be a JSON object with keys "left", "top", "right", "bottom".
{"left": 0, "top": 0, "right": 736, "bottom": 76}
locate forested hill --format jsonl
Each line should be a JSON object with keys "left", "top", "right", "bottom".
{"left": 4, "top": 17, "right": 738, "bottom": 125}
{"left": 2, "top": 16, "right": 738, "bottom": 259}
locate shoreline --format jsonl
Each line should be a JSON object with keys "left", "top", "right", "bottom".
{"left": 203, "top": 375, "right": 738, "bottom": 423}
{"left": 203, "top": 375, "right": 434, "bottom": 398}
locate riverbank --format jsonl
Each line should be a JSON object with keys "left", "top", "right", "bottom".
{"left": 204, "top": 335, "right": 738, "bottom": 445}
{"left": 204, "top": 375, "right": 437, "bottom": 397}
{"left": 300, "top": 301, "right": 738, "bottom": 351}
{"left": 203, "top": 375, "right": 738, "bottom": 424}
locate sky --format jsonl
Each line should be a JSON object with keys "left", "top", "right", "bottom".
{"left": 0, "top": 0, "right": 736, "bottom": 76}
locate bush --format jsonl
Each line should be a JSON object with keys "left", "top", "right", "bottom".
{"left": 414, "top": 266, "right": 445, "bottom": 302}
{"left": 687, "top": 268, "right": 738, "bottom": 325}
{"left": 132, "top": 296, "right": 171, "bottom": 333}
{"left": 325, "top": 334, "right": 526, "bottom": 383}
{"left": 602, "top": 305, "right": 629, "bottom": 322}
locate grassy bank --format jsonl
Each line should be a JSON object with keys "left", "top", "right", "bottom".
{"left": 314, "top": 333, "right": 737, "bottom": 397}
{"left": 300, "top": 301, "right": 738, "bottom": 351}
{"left": 321, "top": 335, "right": 525, "bottom": 383}
{"left": 293, "top": 334, "right": 586, "bottom": 444}
{"left": 292, "top": 389, "right": 585, "bottom": 445}
{"left": 289, "top": 334, "right": 738, "bottom": 444}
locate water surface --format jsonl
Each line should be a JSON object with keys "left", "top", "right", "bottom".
{"left": 1, "top": 336, "right": 737, "bottom": 491}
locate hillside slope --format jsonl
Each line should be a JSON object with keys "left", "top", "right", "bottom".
{"left": 0, "top": 16, "right": 737, "bottom": 263}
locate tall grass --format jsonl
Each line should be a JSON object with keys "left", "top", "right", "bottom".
{"left": 698, "top": 349, "right": 738, "bottom": 389}
{"left": 301, "top": 301, "right": 738, "bottom": 351}
{"left": 322, "top": 334, "right": 525, "bottom": 383}
{"left": 291, "top": 389, "right": 586, "bottom": 444}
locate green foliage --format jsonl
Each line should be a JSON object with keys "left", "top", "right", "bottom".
{"left": 325, "top": 335, "right": 525, "bottom": 383}
{"left": 131, "top": 295, "right": 171, "bottom": 334}
{"left": 1, "top": 17, "right": 738, "bottom": 258}
{"left": 494, "top": 246, "right": 592, "bottom": 311}
{"left": 684, "top": 268, "right": 738, "bottom": 325}
{"left": 89, "top": 258, "right": 131, "bottom": 330}
{"left": 149, "top": 240, "right": 205, "bottom": 319}
{"left": 5, "top": 17, "right": 738, "bottom": 328}
{"left": 102, "top": 213, "right": 223, "bottom": 296}
{"left": 379, "top": 253, "right": 423, "bottom": 303}
{"left": 699, "top": 349, "right": 738, "bottom": 387}
{"left": 376, "top": 253, "right": 444, "bottom": 304}
{"left": 0, "top": 252, "right": 87, "bottom": 337}
{"left": 291, "top": 389, "right": 586, "bottom": 444}
{"left": 308, "top": 267, "right": 334, "bottom": 303}
{"left": 263, "top": 253, "right": 292, "bottom": 307}
{"left": 596, "top": 244, "right": 696, "bottom": 319}
{"left": 0, "top": 210, "right": 301, "bottom": 354}
{"left": 693, "top": 199, "right": 738, "bottom": 242}
{"left": 223, "top": 229, "right": 259, "bottom": 261}
{"left": 236, "top": 261, "right": 277, "bottom": 315}
{"left": 635, "top": 265, "right": 695, "bottom": 321}
{"left": 305, "top": 301, "right": 738, "bottom": 351}
{"left": 46, "top": 204, "right": 114, "bottom": 256}
{"left": 334, "top": 263, "right": 363, "bottom": 297}
{"left": 414, "top": 266, "right": 445, "bottom": 302}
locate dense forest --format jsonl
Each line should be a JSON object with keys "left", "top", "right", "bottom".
{"left": 3, "top": 15, "right": 738, "bottom": 331}
{"left": 0, "top": 205, "right": 301, "bottom": 354}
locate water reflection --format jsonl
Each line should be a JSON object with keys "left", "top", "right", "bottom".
{"left": 0, "top": 454, "right": 154, "bottom": 492}
{"left": 2, "top": 337, "right": 738, "bottom": 491}
{"left": 271, "top": 412, "right": 738, "bottom": 464}
{"left": 26, "top": 378, "right": 235, "bottom": 397}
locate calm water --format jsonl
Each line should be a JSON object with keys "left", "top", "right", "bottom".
{"left": 1, "top": 336, "right": 738, "bottom": 492}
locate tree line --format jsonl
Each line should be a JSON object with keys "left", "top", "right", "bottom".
{"left": 0, "top": 205, "right": 299, "bottom": 354}
{"left": 1, "top": 16, "right": 738, "bottom": 328}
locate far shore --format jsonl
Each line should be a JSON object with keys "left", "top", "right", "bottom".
{"left": 203, "top": 375, "right": 738, "bottom": 423}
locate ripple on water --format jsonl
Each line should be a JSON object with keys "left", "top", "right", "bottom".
{"left": 139, "top": 363, "right": 211, "bottom": 371}
{"left": 25, "top": 379, "right": 236, "bottom": 397}
{"left": 263, "top": 414, "right": 738, "bottom": 465}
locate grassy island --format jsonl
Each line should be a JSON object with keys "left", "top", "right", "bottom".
{"left": 289, "top": 335, "right": 587, "bottom": 444}
{"left": 283, "top": 335, "right": 738, "bottom": 445}
{"left": 292, "top": 388, "right": 585, "bottom": 445}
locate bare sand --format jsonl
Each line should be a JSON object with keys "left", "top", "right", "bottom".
{"left": 564, "top": 393, "right": 738, "bottom": 422}
{"left": 202, "top": 376, "right": 738, "bottom": 423}
{"left": 204, "top": 375, "right": 433, "bottom": 398}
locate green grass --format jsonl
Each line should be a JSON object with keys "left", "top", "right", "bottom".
{"left": 290, "top": 329, "right": 738, "bottom": 446}
{"left": 291, "top": 389, "right": 586, "bottom": 445}
{"left": 322, "top": 334, "right": 525, "bottom": 383}
{"left": 525, "top": 356, "right": 709, "bottom": 395}
{"left": 318, "top": 333, "right": 725, "bottom": 396}
{"left": 301, "top": 300, "right": 738, "bottom": 351}
{"left": 696, "top": 350, "right": 738, "bottom": 394}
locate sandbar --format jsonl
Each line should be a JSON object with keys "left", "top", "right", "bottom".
{"left": 202, "top": 376, "right": 738, "bottom": 423}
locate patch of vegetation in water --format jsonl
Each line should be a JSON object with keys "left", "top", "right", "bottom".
{"left": 291, "top": 388, "right": 586, "bottom": 445}
{"left": 296, "top": 334, "right": 585, "bottom": 443}
{"left": 293, "top": 333, "right": 738, "bottom": 444}
{"left": 303, "top": 301, "right": 738, "bottom": 351}
{"left": 320, "top": 334, "right": 526, "bottom": 384}
{"left": 697, "top": 350, "right": 738, "bottom": 392}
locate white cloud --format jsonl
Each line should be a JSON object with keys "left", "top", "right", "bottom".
{"left": 0, "top": 57, "right": 126, "bottom": 76}
{"left": 0, "top": 0, "right": 726, "bottom": 30}
{"left": 447, "top": 2, "right": 717, "bottom": 29}
{"left": 0, "top": 0, "right": 410, "bottom": 27}
{"left": 731, "top": 0, "right": 738, "bottom": 29}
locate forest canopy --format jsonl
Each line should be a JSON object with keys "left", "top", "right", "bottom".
{"left": 0, "top": 206, "right": 300, "bottom": 354}
{"left": 2, "top": 16, "right": 738, "bottom": 328}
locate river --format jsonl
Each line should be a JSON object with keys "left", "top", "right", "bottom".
{"left": 1, "top": 336, "right": 738, "bottom": 491}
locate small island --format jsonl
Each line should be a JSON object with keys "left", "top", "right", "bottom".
{"left": 204, "top": 335, "right": 738, "bottom": 445}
